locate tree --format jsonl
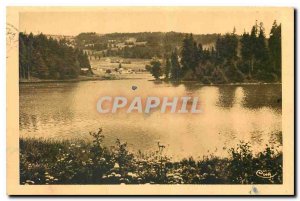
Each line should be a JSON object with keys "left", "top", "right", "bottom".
{"left": 249, "top": 24, "right": 258, "bottom": 72}
{"left": 255, "top": 23, "right": 269, "bottom": 64}
{"left": 215, "top": 31, "right": 238, "bottom": 63}
{"left": 170, "top": 50, "right": 181, "bottom": 81}
{"left": 32, "top": 51, "right": 48, "bottom": 78}
{"left": 181, "top": 34, "right": 197, "bottom": 74}
{"left": 240, "top": 31, "right": 252, "bottom": 75}
{"left": 19, "top": 33, "right": 28, "bottom": 79}
{"left": 164, "top": 57, "right": 171, "bottom": 79}
{"left": 150, "top": 60, "right": 162, "bottom": 80}
{"left": 269, "top": 20, "right": 281, "bottom": 77}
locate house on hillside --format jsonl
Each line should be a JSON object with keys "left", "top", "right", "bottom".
{"left": 125, "top": 37, "right": 137, "bottom": 44}
{"left": 80, "top": 68, "right": 92, "bottom": 76}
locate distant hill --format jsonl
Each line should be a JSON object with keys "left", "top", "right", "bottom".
{"left": 74, "top": 32, "right": 221, "bottom": 59}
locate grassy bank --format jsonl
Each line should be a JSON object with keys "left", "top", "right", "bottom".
{"left": 19, "top": 74, "right": 119, "bottom": 84}
{"left": 20, "top": 128, "right": 282, "bottom": 185}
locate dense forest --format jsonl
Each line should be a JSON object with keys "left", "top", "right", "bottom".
{"left": 19, "top": 33, "right": 91, "bottom": 80}
{"left": 149, "top": 21, "right": 282, "bottom": 83}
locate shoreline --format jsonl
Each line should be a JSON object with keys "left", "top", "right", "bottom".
{"left": 153, "top": 79, "right": 282, "bottom": 86}
{"left": 19, "top": 76, "right": 282, "bottom": 86}
{"left": 19, "top": 74, "right": 149, "bottom": 84}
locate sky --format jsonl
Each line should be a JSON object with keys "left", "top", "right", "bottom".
{"left": 19, "top": 7, "right": 282, "bottom": 36}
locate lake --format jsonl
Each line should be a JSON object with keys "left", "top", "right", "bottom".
{"left": 19, "top": 74, "right": 282, "bottom": 160}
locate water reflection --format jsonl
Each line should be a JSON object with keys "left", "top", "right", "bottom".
{"left": 19, "top": 78, "right": 282, "bottom": 159}
{"left": 217, "top": 85, "right": 236, "bottom": 108}
{"left": 242, "top": 84, "right": 282, "bottom": 110}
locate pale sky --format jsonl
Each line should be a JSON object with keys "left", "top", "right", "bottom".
{"left": 19, "top": 7, "right": 282, "bottom": 36}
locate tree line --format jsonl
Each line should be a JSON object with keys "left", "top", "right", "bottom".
{"left": 76, "top": 32, "right": 219, "bottom": 59}
{"left": 19, "top": 33, "right": 91, "bottom": 80}
{"left": 149, "top": 21, "right": 281, "bottom": 83}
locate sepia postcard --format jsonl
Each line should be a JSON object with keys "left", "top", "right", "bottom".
{"left": 6, "top": 7, "right": 294, "bottom": 195}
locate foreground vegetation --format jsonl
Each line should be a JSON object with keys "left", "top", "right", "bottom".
{"left": 20, "top": 128, "right": 282, "bottom": 185}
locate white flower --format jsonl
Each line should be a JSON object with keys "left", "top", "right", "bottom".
{"left": 127, "top": 172, "right": 138, "bottom": 178}
{"left": 114, "top": 163, "right": 120, "bottom": 169}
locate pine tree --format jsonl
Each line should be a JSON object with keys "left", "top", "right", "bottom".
{"left": 215, "top": 31, "right": 238, "bottom": 63}
{"left": 269, "top": 20, "right": 281, "bottom": 77}
{"left": 249, "top": 23, "right": 258, "bottom": 72}
{"left": 19, "top": 33, "right": 27, "bottom": 79}
{"left": 164, "top": 57, "right": 171, "bottom": 79}
{"left": 255, "top": 23, "right": 269, "bottom": 61}
{"left": 181, "top": 34, "right": 196, "bottom": 74}
{"left": 240, "top": 31, "right": 252, "bottom": 75}
{"left": 170, "top": 50, "right": 181, "bottom": 81}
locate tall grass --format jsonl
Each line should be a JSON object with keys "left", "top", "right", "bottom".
{"left": 20, "top": 128, "right": 282, "bottom": 184}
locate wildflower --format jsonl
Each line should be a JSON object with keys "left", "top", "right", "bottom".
{"left": 127, "top": 172, "right": 138, "bottom": 178}
{"left": 173, "top": 175, "right": 181, "bottom": 180}
{"left": 114, "top": 163, "right": 120, "bottom": 169}
{"left": 25, "top": 180, "right": 34, "bottom": 184}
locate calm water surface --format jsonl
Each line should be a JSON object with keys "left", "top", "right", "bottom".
{"left": 19, "top": 74, "right": 282, "bottom": 159}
